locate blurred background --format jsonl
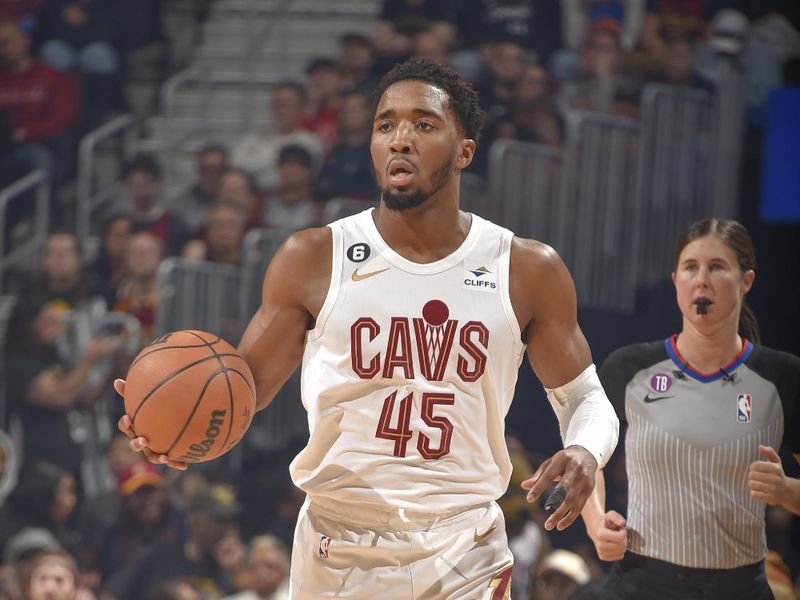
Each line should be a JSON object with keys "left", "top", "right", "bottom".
{"left": 0, "top": 1, "right": 798, "bottom": 599}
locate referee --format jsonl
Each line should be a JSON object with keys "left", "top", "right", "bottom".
{"left": 582, "top": 219, "right": 800, "bottom": 600}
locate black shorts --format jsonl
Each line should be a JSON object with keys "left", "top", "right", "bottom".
{"left": 603, "top": 552, "right": 774, "bottom": 600}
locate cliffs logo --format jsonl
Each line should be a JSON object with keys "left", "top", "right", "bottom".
{"left": 463, "top": 265, "right": 497, "bottom": 293}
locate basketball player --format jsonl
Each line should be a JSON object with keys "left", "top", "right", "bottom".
{"left": 583, "top": 219, "right": 800, "bottom": 600}
{"left": 118, "top": 58, "right": 619, "bottom": 598}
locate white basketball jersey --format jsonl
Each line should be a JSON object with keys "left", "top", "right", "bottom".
{"left": 289, "top": 209, "right": 526, "bottom": 512}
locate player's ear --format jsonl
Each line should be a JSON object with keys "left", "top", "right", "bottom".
{"left": 456, "top": 139, "right": 476, "bottom": 170}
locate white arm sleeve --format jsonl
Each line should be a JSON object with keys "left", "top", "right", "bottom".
{"left": 544, "top": 364, "right": 619, "bottom": 469}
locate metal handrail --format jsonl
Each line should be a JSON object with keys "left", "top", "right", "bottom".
{"left": 76, "top": 113, "right": 137, "bottom": 245}
{"left": 0, "top": 169, "right": 49, "bottom": 294}
{"left": 161, "top": 63, "right": 213, "bottom": 126}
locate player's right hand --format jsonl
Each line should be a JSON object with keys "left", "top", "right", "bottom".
{"left": 114, "top": 379, "right": 188, "bottom": 471}
{"left": 591, "top": 510, "right": 628, "bottom": 561}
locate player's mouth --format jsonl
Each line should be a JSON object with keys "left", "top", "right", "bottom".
{"left": 388, "top": 160, "right": 416, "bottom": 187}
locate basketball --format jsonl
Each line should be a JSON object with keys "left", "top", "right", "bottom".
{"left": 122, "top": 330, "right": 256, "bottom": 463}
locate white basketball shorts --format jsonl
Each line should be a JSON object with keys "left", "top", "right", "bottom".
{"left": 289, "top": 496, "right": 514, "bottom": 599}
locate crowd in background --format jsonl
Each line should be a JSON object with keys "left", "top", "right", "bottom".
{"left": 1, "top": 0, "right": 799, "bottom": 599}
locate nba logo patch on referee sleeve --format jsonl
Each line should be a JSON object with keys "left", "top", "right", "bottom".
{"left": 319, "top": 534, "right": 332, "bottom": 558}
{"left": 737, "top": 393, "right": 752, "bottom": 423}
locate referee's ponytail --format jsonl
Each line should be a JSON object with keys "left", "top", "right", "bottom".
{"left": 739, "top": 302, "right": 761, "bottom": 345}
{"left": 675, "top": 218, "right": 761, "bottom": 345}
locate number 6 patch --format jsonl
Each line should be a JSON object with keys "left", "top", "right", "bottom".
{"left": 347, "top": 243, "right": 370, "bottom": 263}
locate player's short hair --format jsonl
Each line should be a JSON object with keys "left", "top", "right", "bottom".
{"left": 376, "top": 58, "right": 484, "bottom": 144}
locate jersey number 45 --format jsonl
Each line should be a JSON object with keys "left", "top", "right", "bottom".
{"left": 376, "top": 391, "right": 454, "bottom": 459}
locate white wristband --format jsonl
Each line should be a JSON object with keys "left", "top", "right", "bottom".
{"left": 544, "top": 364, "right": 619, "bottom": 469}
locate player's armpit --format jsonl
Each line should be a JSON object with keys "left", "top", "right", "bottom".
{"left": 238, "top": 227, "right": 332, "bottom": 411}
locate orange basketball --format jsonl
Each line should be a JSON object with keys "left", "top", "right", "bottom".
{"left": 123, "top": 330, "right": 256, "bottom": 463}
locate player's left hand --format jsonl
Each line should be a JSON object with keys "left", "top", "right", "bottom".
{"left": 521, "top": 445, "right": 598, "bottom": 531}
{"left": 748, "top": 445, "right": 790, "bottom": 506}
{"left": 114, "top": 379, "right": 188, "bottom": 471}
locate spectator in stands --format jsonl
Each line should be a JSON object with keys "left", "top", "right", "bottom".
{"left": 23, "top": 231, "right": 91, "bottom": 309}
{"left": 1, "top": 462, "right": 83, "bottom": 566}
{"left": 411, "top": 27, "right": 452, "bottom": 67}
{"left": 218, "top": 168, "right": 263, "bottom": 232}
{"left": 113, "top": 232, "right": 163, "bottom": 346}
{"left": 477, "top": 61, "right": 563, "bottom": 153}
{"left": 338, "top": 32, "right": 379, "bottom": 96}
{"left": 659, "top": 32, "right": 714, "bottom": 91}
{"left": 0, "top": 429, "right": 18, "bottom": 514}
{"left": 641, "top": 0, "right": 715, "bottom": 62}
{"left": 315, "top": 91, "right": 377, "bottom": 204}
{"left": 561, "top": 0, "right": 644, "bottom": 54}
{"left": 559, "top": 18, "right": 627, "bottom": 114}
{"left": 477, "top": 40, "right": 528, "bottom": 121}
{"left": 552, "top": 4, "right": 640, "bottom": 85}
{"left": 20, "top": 548, "right": 84, "bottom": 600}
{"left": 0, "top": 427, "right": 20, "bottom": 567}
{"left": 373, "top": 0, "right": 457, "bottom": 74}
{"left": 102, "top": 485, "right": 246, "bottom": 600}
{"left": 123, "top": 154, "right": 188, "bottom": 257}
{"left": 451, "top": 0, "right": 562, "bottom": 83}
{"left": 230, "top": 81, "right": 323, "bottom": 192}
{"left": 38, "top": 0, "right": 125, "bottom": 129}
{"left": 0, "top": 527, "right": 61, "bottom": 600}
{"left": 78, "top": 432, "right": 139, "bottom": 570}
{"left": 0, "top": 20, "right": 78, "bottom": 184}
{"left": 98, "top": 461, "right": 181, "bottom": 584}
{"left": 170, "top": 144, "right": 228, "bottom": 236}
{"left": 181, "top": 201, "right": 247, "bottom": 266}
{"left": 695, "top": 8, "right": 782, "bottom": 127}
{"left": 143, "top": 579, "right": 200, "bottom": 600}
{"left": 3, "top": 294, "right": 118, "bottom": 480}
{"left": 221, "top": 536, "right": 289, "bottom": 600}
{"left": 90, "top": 214, "right": 133, "bottom": 309}
{"left": 300, "top": 58, "right": 343, "bottom": 151}
{"left": 262, "top": 145, "right": 318, "bottom": 231}
{"left": 514, "top": 62, "right": 553, "bottom": 107}
{"left": 509, "top": 65, "right": 563, "bottom": 147}
{"left": 531, "top": 549, "right": 592, "bottom": 600}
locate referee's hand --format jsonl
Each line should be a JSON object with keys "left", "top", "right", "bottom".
{"left": 590, "top": 511, "right": 628, "bottom": 561}
{"left": 521, "top": 445, "right": 598, "bottom": 531}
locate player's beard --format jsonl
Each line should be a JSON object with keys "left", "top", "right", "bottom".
{"left": 378, "top": 152, "right": 456, "bottom": 212}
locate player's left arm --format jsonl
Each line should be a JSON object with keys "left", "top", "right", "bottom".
{"left": 509, "top": 238, "right": 620, "bottom": 531}
{"left": 748, "top": 448, "right": 800, "bottom": 515}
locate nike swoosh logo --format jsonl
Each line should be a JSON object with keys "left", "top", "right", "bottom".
{"left": 644, "top": 394, "right": 673, "bottom": 403}
{"left": 351, "top": 267, "right": 389, "bottom": 282}
{"left": 473, "top": 525, "right": 497, "bottom": 543}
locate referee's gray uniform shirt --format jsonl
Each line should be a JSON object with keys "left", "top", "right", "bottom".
{"left": 599, "top": 337, "right": 800, "bottom": 569}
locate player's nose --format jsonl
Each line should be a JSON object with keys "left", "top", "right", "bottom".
{"left": 389, "top": 122, "right": 413, "bottom": 153}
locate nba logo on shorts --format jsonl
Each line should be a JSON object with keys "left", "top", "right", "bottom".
{"left": 737, "top": 394, "right": 752, "bottom": 423}
{"left": 319, "top": 535, "right": 332, "bottom": 559}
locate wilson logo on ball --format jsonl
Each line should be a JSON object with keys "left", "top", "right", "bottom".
{"left": 178, "top": 409, "right": 227, "bottom": 462}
